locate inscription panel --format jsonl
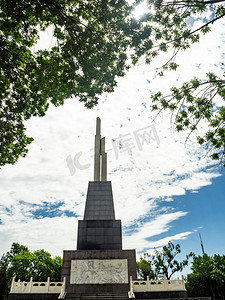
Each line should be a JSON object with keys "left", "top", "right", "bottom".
{"left": 70, "top": 259, "right": 128, "bottom": 284}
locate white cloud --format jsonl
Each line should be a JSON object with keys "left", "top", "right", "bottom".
{"left": 123, "top": 211, "right": 190, "bottom": 252}
{"left": 0, "top": 216, "right": 78, "bottom": 257}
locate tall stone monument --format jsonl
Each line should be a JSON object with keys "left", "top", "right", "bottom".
{"left": 61, "top": 117, "right": 137, "bottom": 296}
{"left": 8, "top": 118, "right": 191, "bottom": 300}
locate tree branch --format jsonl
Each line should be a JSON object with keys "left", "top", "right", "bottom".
{"left": 150, "top": 12, "right": 225, "bottom": 51}
{"left": 161, "top": 0, "right": 225, "bottom": 6}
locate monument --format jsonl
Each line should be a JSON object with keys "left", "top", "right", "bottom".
{"left": 8, "top": 118, "right": 191, "bottom": 300}
{"left": 61, "top": 117, "right": 137, "bottom": 297}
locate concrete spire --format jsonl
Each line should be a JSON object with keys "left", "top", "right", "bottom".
{"left": 94, "top": 117, "right": 101, "bottom": 181}
{"left": 94, "top": 117, "right": 107, "bottom": 181}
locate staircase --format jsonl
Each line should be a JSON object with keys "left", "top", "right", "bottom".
{"left": 64, "top": 292, "right": 129, "bottom": 299}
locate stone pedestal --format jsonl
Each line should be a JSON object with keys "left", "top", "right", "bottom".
{"left": 61, "top": 249, "right": 136, "bottom": 293}
{"left": 61, "top": 181, "right": 137, "bottom": 294}
{"left": 77, "top": 219, "right": 122, "bottom": 250}
{"left": 77, "top": 181, "right": 122, "bottom": 250}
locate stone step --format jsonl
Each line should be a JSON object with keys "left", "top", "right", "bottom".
{"left": 65, "top": 292, "right": 129, "bottom": 300}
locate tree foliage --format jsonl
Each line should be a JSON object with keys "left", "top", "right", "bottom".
{"left": 137, "top": 255, "right": 156, "bottom": 280}
{"left": 1, "top": 0, "right": 225, "bottom": 166}
{"left": 0, "top": 242, "right": 62, "bottom": 299}
{"left": 7, "top": 248, "right": 62, "bottom": 282}
{"left": 137, "top": 241, "right": 193, "bottom": 280}
{"left": 186, "top": 254, "right": 225, "bottom": 299}
{"left": 150, "top": 1, "right": 225, "bottom": 166}
{"left": 152, "top": 72, "right": 225, "bottom": 166}
{"left": 0, "top": 255, "right": 8, "bottom": 300}
{"left": 0, "top": 0, "right": 132, "bottom": 166}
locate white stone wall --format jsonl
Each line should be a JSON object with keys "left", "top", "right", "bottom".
{"left": 130, "top": 276, "right": 186, "bottom": 293}
{"left": 10, "top": 277, "right": 65, "bottom": 294}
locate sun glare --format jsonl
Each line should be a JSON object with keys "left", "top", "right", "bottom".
{"left": 132, "top": 1, "right": 149, "bottom": 20}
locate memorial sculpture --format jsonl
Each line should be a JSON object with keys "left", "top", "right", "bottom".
{"left": 61, "top": 117, "right": 137, "bottom": 296}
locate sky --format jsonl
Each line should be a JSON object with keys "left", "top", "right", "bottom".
{"left": 0, "top": 3, "right": 225, "bottom": 278}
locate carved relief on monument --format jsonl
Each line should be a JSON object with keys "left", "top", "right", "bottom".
{"left": 70, "top": 259, "right": 128, "bottom": 284}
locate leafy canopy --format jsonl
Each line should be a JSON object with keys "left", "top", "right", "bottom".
{"left": 137, "top": 241, "right": 193, "bottom": 280}
{"left": 0, "top": 242, "right": 62, "bottom": 299}
{"left": 150, "top": 1, "right": 225, "bottom": 166}
{"left": 1, "top": 0, "right": 225, "bottom": 166}
{"left": 186, "top": 253, "right": 225, "bottom": 299}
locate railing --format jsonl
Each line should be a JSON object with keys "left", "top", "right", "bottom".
{"left": 128, "top": 275, "right": 186, "bottom": 298}
{"left": 10, "top": 277, "right": 66, "bottom": 298}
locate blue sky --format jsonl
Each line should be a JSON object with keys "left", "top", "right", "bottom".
{"left": 172, "top": 172, "right": 225, "bottom": 257}
{"left": 0, "top": 4, "right": 225, "bottom": 278}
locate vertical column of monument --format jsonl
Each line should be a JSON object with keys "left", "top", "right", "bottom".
{"left": 100, "top": 137, "right": 107, "bottom": 181}
{"left": 94, "top": 117, "right": 101, "bottom": 181}
{"left": 62, "top": 117, "right": 137, "bottom": 294}
{"left": 94, "top": 117, "right": 107, "bottom": 182}
{"left": 77, "top": 117, "right": 122, "bottom": 250}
